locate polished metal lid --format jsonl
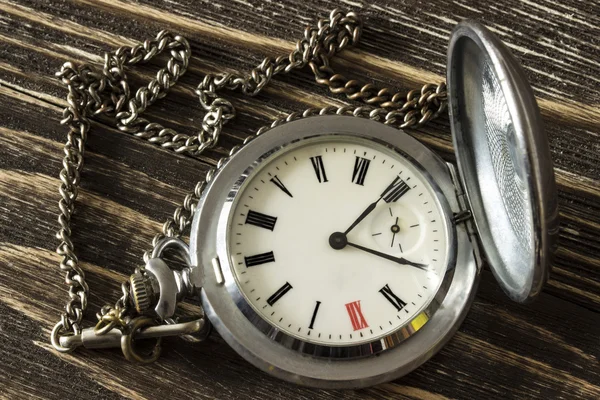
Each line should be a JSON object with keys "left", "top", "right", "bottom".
{"left": 447, "top": 21, "right": 559, "bottom": 303}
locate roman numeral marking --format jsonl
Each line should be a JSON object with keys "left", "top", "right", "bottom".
{"left": 308, "top": 301, "right": 321, "bottom": 330}
{"left": 310, "top": 156, "right": 328, "bottom": 183}
{"left": 270, "top": 175, "right": 293, "bottom": 197}
{"left": 381, "top": 176, "right": 411, "bottom": 202}
{"left": 351, "top": 156, "right": 371, "bottom": 185}
{"left": 244, "top": 251, "right": 275, "bottom": 267}
{"left": 345, "top": 300, "right": 369, "bottom": 331}
{"left": 379, "top": 284, "right": 407, "bottom": 311}
{"left": 245, "top": 210, "right": 277, "bottom": 231}
{"left": 267, "top": 282, "right": 293, "bottom": 306}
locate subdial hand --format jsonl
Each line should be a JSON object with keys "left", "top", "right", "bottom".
{"left": 346, "top": 241, "right": 428, "bottom": 270}
{"left": 391, "top": 217, "right": 399, "bottom": 247}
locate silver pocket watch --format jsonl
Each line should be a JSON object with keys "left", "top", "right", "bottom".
{"left": 51, "top": 10, "right": 558, "bottom": 389}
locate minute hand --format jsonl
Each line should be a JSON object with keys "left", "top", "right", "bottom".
{"left": 347, "top": 242, "right": 428, "bottom": 270}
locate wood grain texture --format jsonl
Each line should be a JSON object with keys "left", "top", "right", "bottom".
{"left": 0, "top": 0, "right": 598, "bottom": 399}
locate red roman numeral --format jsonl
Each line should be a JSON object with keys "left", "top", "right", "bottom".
{"left": 345, "top": 300, "right": 369, "bottom": 331}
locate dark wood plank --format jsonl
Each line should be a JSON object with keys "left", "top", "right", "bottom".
{"left": 0, "top": 0, "right": 598, "bottom": 399}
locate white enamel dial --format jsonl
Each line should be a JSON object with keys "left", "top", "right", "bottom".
{"left": 227, "top": 136, "right": 450, "bottom": 346}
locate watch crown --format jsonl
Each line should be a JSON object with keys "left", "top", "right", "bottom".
{"left": 130, "top": 272, "right": 152, "bottom": 314}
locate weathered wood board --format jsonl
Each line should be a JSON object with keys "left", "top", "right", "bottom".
{"left": 0, "top": 0, "right": 598, "bottom": 399}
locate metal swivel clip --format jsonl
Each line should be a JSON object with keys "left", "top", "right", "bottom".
{"left": 129, "top": 237, "right": 203, "bottom": 319}
{"left": 58, "top": 237, "right": 209, "bottom": 363}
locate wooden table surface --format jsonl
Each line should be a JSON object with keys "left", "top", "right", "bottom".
{"left": 1, "top": 1, "right": 599, "bottom": 399}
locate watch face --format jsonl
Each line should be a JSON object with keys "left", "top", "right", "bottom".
{"left": 226, "top": 135, "right": 451, "bottom": 349}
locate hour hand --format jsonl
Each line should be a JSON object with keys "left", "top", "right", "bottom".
{"left": 346, "top": 241, "right": 428, "bottom": 270}
{"left": 343, "top": 175, "right": 412, "bottom": 235}
{"left": 344, "top": 198, "right": 381, "bottom": 234}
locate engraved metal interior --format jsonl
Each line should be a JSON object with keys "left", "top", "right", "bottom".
{"left": 447, "top": 22, "right": 550, "bottom": 302}
{"left": 481, "top": 65, "right": 533, "bottom": 254}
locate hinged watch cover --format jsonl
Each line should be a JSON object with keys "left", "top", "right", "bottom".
{"left": 447, "top": 20, "right": 559, "bottom": 302}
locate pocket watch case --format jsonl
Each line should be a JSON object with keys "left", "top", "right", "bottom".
{"left": 447, "top": 20, "right": 559, "bottom": 303}
{"left": 188, "top": 19, "right": 559, "bottom": 389}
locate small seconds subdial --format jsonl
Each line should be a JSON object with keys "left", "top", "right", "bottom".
{"left": 228, "top": 137, "right": 450, "bottom": 345}
{"left": 370, "top": 204, "right": 428, "bottom": 255}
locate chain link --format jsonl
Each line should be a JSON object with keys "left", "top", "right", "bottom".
{"left": 51, "top": 9, "right": 447, "bottom": 353}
